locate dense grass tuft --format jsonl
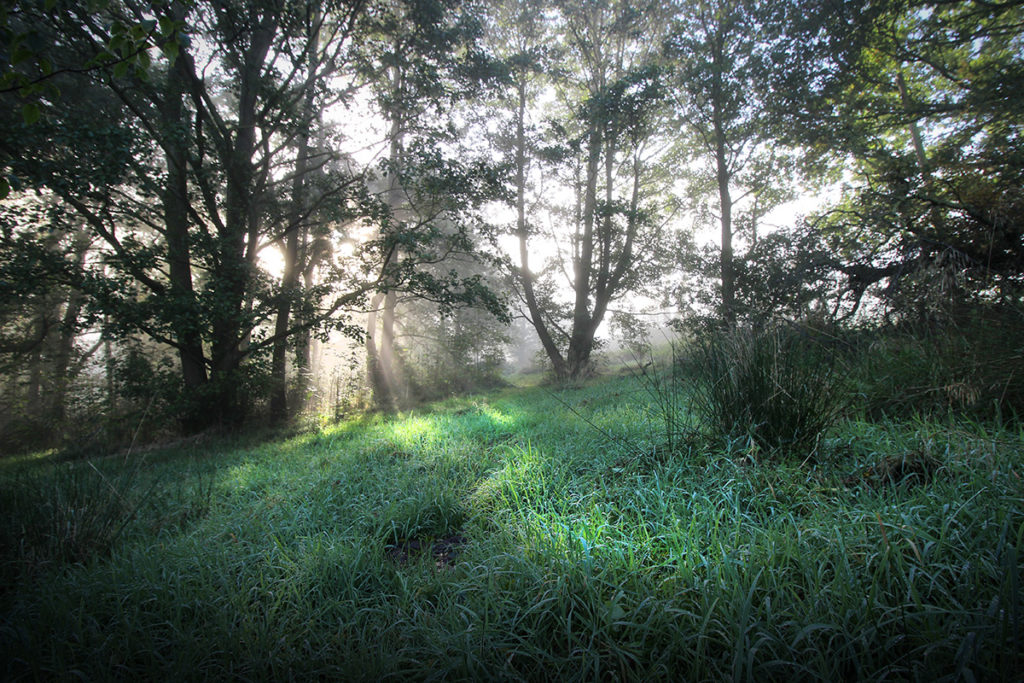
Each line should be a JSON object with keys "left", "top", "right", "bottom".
{"left": 690, "top": 325, "right": 848, "bottom": 460}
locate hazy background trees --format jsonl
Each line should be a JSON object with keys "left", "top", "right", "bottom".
{"left": 1, "top": 0, "right": 1022, "bottom": 451}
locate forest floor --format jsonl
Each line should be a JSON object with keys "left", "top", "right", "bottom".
{"left": 1, "top": 373, "right": 1023, "bottom": 680}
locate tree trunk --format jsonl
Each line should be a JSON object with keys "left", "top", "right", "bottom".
{"left": 379, "top": 288, "right": 400, "bottom": 404}
{"left": 162, "top": 28, "right": 210, "bottom": 431}
{"left": 711, "top": 39, "right": 735, "bottom": 326}
{"left": 104, "top": 315, "right": 116, "bottom": 415}
{"left": 514, "top": 80, "right": 567, "bottom": 377}
{"left": 366, "top": 291, "right": 389, "bottom": 406}
{"left": 291, "top": 247, "right": 320, "bottom": 411}
{"left": 716, "top": 138, "right": 735, "bottom": 325}
{"left": 270, "top": 7, "right": 320, "bottom": 424}
{"left": 367, "top": 61, "right": 406, "bottom": 407}
{"left": 26, "top": 330, "right": 43, "bottom": 415}
{"left": 209, "top": 18, "right": 276, "bottom": 426}
{"left": 562, "top": 117, "right": 603, "bottom": 380}
{"left": 48, "top": 230, "right": 91, "bottom": 424}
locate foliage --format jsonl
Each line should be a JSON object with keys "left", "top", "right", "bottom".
{"left": 689, "top": 324, "right": 849, "bottom": 459}
{"left": 399, "top": 302, "right": 510, "bottom": 401}
{"left": 0, "top": 456, "right": 154, "bottom": 588}
{"left": 847, "top": 306, "right": 1024, "bottom": 421}
{"left": 490, "top": 0, "right": 679, "bottom": 380}
{"left": 763, "top": 0, "right": 1024, "bottom": 320}
{"left": 666, "top": 0, "right": 801, "bottom": 322}
{"left": 0, "top": 0, "right": 509, "bottom": 433}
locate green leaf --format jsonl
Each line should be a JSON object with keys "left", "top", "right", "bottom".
{"left": 161, "top": 41, "right": 179, "bottom": 63}
{"left": 108, "top": 35, "right": 127, "bottom": 56}
{"left": 158, "top": 16, "right": 177, "bottom": 37}
{"left": 22, "top": 102, "right": 41, "bottom": 125}
{"left": 113, "top": 61, "right": 130, "bottom": 79}
{"left": 0, "top": 176, "right": 9, "bottom": 200}
{"left": 11, "top": 44, "right": 34, "bottom": 66}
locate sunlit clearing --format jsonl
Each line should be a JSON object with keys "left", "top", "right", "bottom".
{"left": 388, "top": 416, "right": 442, "bottom": 449}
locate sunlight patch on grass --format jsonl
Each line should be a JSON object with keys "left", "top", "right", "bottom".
{"left": 222, "top": 460, "right": 264, "bottom": 490}
{"left": 385, "top": 415, "right": 443, "bottom": 450}
{"left": 0, "top": 447, "right": 59, "bottom": 473}
{"left": 480, "top": 406, "right": 515, "bottom": 427}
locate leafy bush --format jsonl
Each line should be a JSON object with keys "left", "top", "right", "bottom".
{"left": 690, "top": 325, "right": 848, "bottom": 459}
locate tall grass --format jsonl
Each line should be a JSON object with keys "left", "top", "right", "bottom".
{"left": 848, "top": 308, "right": 1024, "bottom": 421}
{"left": 0, "top": 457, "right": 159, "bottom": 588}
{"left": 690, "top": 325, "right": 848, "bottom": 460}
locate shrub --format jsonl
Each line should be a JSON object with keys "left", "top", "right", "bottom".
{"left": 690, "top": 324, "right": 848, "bottom": 460}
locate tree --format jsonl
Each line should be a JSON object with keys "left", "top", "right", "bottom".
{"left": 666, "top": 0, "right": 798, "bottom": 325}
{"left": 353, "top": 0, "right": 504, "bottom": 408}
{"left": 492, "top": 0, "right": 677, "bottom": 380}
{"left": 0, "top": 200, "right": 103, "bottom": 449}
{"left": 763, "top": 0, "right": 1024, "bottom": 320}
{"left": 0, "top": 0, "right": 503, "bottom": 432}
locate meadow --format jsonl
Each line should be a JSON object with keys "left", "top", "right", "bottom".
{"left": 1, "top": 372, "right": 1022, "bottom": 680}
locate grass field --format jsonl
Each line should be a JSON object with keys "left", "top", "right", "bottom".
{"left": 1, "top": 374, "right": 1023, "bottom": 680}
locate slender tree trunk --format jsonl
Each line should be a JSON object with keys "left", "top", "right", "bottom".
{"left": 104, "top": 315, "right": 116, "bottom": 414}
{"left": 48, "top": 230, "right": 91, "bottom": 424}
{"left": 26, "top": 330, "right": 43, "bottom": 415}
{"left": 366, "top": 62, "right": 405, "bottom": 407}
{"left": 291, "top": 257, "right": 318, "bottom": 410}
{"left": 716, "top": 137, "right": 735, "bottom": 325}
{"left": 513, "top": 80, "right": 567, "bottom": 377}
{"left": 162, "top": 25, "right": 210, "bottom": 430}
{"left": 270, "top": 6, "right": 320, "bottom": 424}
{"left": 292, "top": 127, "right": 332, "bottom": 412}
{"left": 379, "top": 288, "right": 399, "bottom": 404}
{"left": 563, "top": 119, "right": 603, "bottom": 379}
{"left": 711, "top": 41, "right": 735, "bottom": 326}
{"left": 366, "top": 291, "right": 389, "bottom": 405}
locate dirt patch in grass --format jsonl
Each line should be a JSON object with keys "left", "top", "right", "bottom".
{"left": 844, "top": 451, "right": 942, "bottom": 489}
{"left": 385, "top": 533, "right": 467, "bottom": 569}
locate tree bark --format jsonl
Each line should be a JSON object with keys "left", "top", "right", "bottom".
{"left": 561, "top": 110, "right": 604, "bottom": 379}
{"left": 161, "top": 23, "right": 210, "bottom": 430}
{"left": 514, "top": 80, "right": 567, "bottom": 377}
{"left": 208, "top": 15, "right": 276, "bottom": 426}
{"left": 711, "top": 36, "right": 736, "bottom": 326}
